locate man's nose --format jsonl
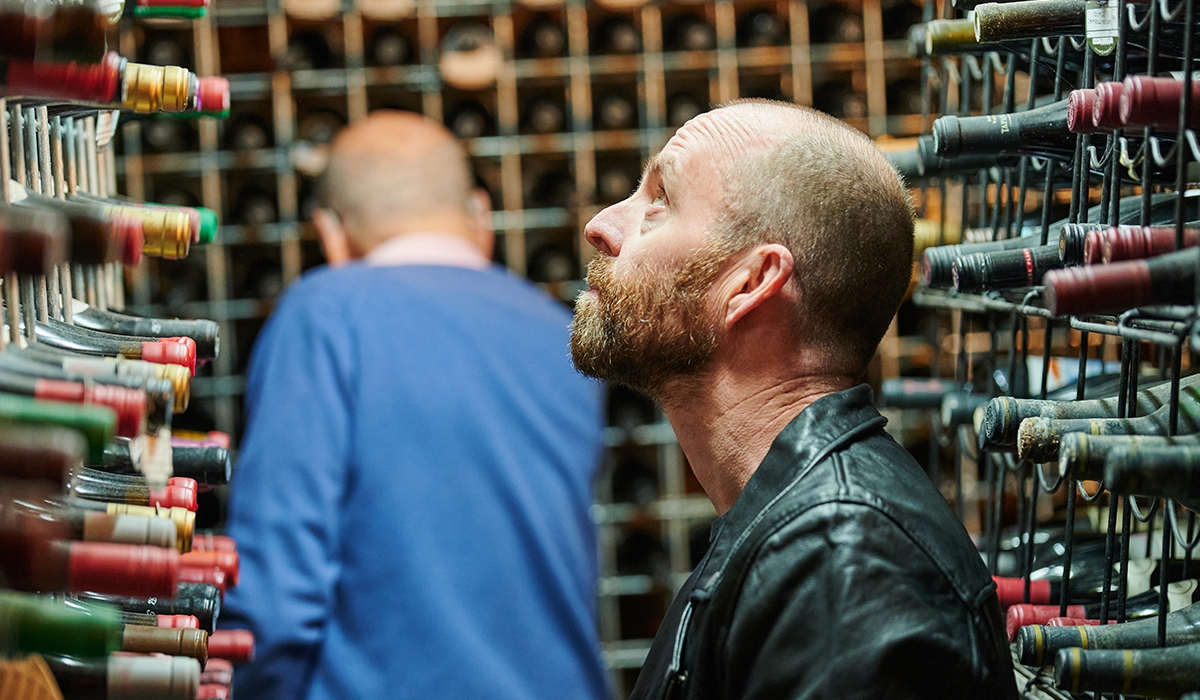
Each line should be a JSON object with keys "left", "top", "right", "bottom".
{"left": 584, "top": 203, "right": 625, "bottom": 257}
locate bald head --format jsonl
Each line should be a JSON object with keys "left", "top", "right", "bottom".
{"left": 317, "top": 111, "right": 477, "bottom": 251}
{"left": 708, "top": 99, "right": 915, "bottom": 376}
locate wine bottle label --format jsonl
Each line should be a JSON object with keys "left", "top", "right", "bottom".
{"left": 1085, "top": 0, "right": 1118, "bottom": 55}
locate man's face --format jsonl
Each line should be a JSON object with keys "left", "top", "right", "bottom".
{"left": 570, "top": 112, "right": 740, "bottom": 397}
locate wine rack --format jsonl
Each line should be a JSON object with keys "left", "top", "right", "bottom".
{"left": 899, "top": 0, "right": 1200, "bottom": 695}
{"left": 112, "top": 0, "right": 927, "bottom": 695}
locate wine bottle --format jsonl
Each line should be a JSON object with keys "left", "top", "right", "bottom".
{"left": 592, "top": 17, "right": 640, "bottom": 54}
{"left": 0, "top": 529, "right": 180, "bottom": 597}
{"left": 521, "top": 96, "right": 565, "bottom": 135}
{"left": 181, "top": 550, "right": 239, "bottom": 585}
{"left": 16, "top": 346, "right": 191, "bottom": 415}
{"left": 67, "top": 299, "right": 219, "bottom": 364}
{"left": 2, "top": 500, "right": 178, "bottom": 549}
{"left": 922, "top": 230, "right": 1043, "bottom": 288}
{"left": 0, "top": 201, "right": 68, "bottom": 275}
{"left": 526, "top": 243, "right": 575, "bottom": 283}
{"left": 1007, "top": 581, "right": 1193, "bottom": 644}
{"left": 42, "top": 653, "right": 200, "bottom": 700}
{"left": 952, "top": 243, "right": 1064, "bottom": 292}
{"left": 1017, "top": 383, "right": 1200, "bottom": 462}
{"left": 1058, "top": 432, "right": 1200, "bottom": 482}
{"left": 66, "top": 500, "right": 195, "bottom": 555}
{"left": 224, "top": 112, "right": 272, "bottom": 151}
{"left": 180, "top": 565, "right": 228, "bottom": 596}
{"left": 1090, "top": 80, "right": 1124, "bottom": 131}
{"left": 595, "top": 92, "right": 636, "bottom": 130}
{"left": 281, "top": 31, "right": 334, "bottom": 71}
{"left": 808, "top": 2, "right": 863, "bottom": 44}
{"left": 1053, "top": 641, "right": 1200, "bottom": 697}
{"left": 1104, "top": 444, "right": 1200, "bottom": 503}
{"left": 812, "top": 81, "right": 868, "bottom": 119}
{"left": 5, "top": 198, "right": 142, "bottom": 266}
{"left": 199, "top": 658, "right": 232, "bottom": 686}
{"left": 737, "top": 8, "right": 786, "bottom": 47}
{"left": 0, "top": 393, "right": 115, "bottom": 463}
{"left": 982, "top": 376, "right": 1187, "bottom": 449}
{"left": 367, "top": 26, "right": 410, "bottom": 67}
{"left": 20, "top": 188, "right": 189, "bottom": 261}
{"left": 879, "top": 377, "right": 965, "bottom": 410}
{"left": 972, "top": 0, "right": 1087, "bottom": 42}
{"left": 1044, "top": 247, "right": 1200, "bottom": 316}
{"left": 142, "top": 35, "right": 191, "bottom": 68}
{"left": 208, "top": 628, "right": 255, "bottom": 663}
{"left": 0, "top": 369, "right": 147, "bottom": 438}
{"left": 664, "top": 14, "right": 716, "bottom": 52}
{"left": 0, "top": 424, "right": 84, "bottom": 483}
{"left": 119, "top": 623, "right": 208, "bottom": 664}
{"left": 1120, "top": 74, "right": 1200, "bottom": 131}
{"left": 0, "top": 1, "right": 108, "bottom": 63}
{"left": 191, "top": 534, "right": 236, "bottom": 553}
{"left": 519, "top": 15, "right": 567, "bottom": 58}
{"left": 77, "top": 582, "right": 220, "bottom": 634}
{"left": 97, "top": 439, "right": 231, "bottom": 488}
{"left": 439, "top": 23, "right": 499, "bottom": 91}
{"left": 1098, "top": 225, "right": 1200, "bottom": 263}
{"left": 886, "top": 78, "right": 924, "bottom": 116}
{"left": 1019, "top": 589, "right": 1200, "bottom": 666}
{"left": 445, "top": 100, "right": 493, "bottom": 140}
{"left": 67, "top": 468, "right": 197, "bottom": 511}
{"left": 29, "top": 320, "right": 197, "bottom": 377}
{"left": 666, "top": 91, "right": 704, "bottom": 128}
{"left": 1067, "top": 88, "right": 1102, "bottom": 135}
{"left": 932, "top": 98, "right": 1076, "bottom": 161}
{"left": 941, "top": 392, "right": 991, "bottom": 428}
{"left": 199, "top": 684, "right": 230, "bottom": 700}
{"left": 295, "top": 107, "right": 346, "bottom": 145}
{"left": 0, "top": 589, "right": 122, "bottom": 657}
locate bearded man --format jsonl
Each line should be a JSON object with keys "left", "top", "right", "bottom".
{"left": 571, "top": 100, "right": 1017, "bottom": 700}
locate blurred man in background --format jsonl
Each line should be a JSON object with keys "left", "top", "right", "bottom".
{"left": 222, "top": 110, "right": 608, "bottom": 700}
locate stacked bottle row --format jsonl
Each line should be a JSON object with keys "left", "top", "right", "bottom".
{"left": 1, "top": 0, "right": 254, "bottom": 697}
{"left": 891, "top": 0, "right": 1200, "bottom": 696}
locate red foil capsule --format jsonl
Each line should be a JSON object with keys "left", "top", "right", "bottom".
{"left": 993, "top": 576, "right": 1052, "bottom": 608}
{"left": 1006, "top": 604, "right": 1089, "bottom": 641}
{"left": 180, "top": 566, "right": 227, "bottom": 596}
{"left": 197, "top": 77, "right": 230, "bottom": 114}
{"left": 68, "top": 540, "right": 180, "bottom": 598}
{"left": 1102, "top": 225, "right": 1200, "bottom": 263}
{"left": 1120, "top": 75, "right": 1200, "bottom": 131}
{"left": 198, "top": 684, "right": 230, "bottom": 700}
{"left": 181, "top": 550, "right": 239, "bottom": 586}
{"left": 3, "top": 51, "right": 122, "bottom": 103}
{"left": 1092, "top": 81, "right": 1124, "bottom": 130}
{"left": 191, "top": 534, "right": 237, "bottom": 553}
{"left": 148, "top": 482, "right": 198, "bottom": 511}
{"left": 208, "top": 629, "right": 255, "bottom": 663}
{"left": 157, "top": 614, "right": 200, "bottom": 629}
{"left": 1067, "top": 88, "right": 1100, "bottom": 134}
{"left": 141, "top": 337, "right": 197, "bottom": 376}
{"left": 199, "top": 658, "right": 233, "bottom": 685}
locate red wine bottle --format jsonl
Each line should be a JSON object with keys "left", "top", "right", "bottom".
{"left": 0, "top": 529, "right": 180, "bottom": 597}
{"left": 42, "top": 652, "right": 200, "bottom": 700}
{"left": 1044, "top": 247, "right": 1200, "bottom": 316}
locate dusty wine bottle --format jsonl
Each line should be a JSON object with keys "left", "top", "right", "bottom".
{"left": 1044, "top": 247, "right": 1200, "bottom": 316}
{"left": 1020, "top": 598, "right": 1200, "bottom": 666}
{"left": 1100, "top": 225, "right": 1200, "bottom": 263}
{"left": 932, "top": 98, "right": 1075, "bottom": 161}
{"left": 952, "top": 244, "right": 1064, "bottom": 292}
{"left": 1054, "top": 642, "right": 1200, "bottom": 697}
{"left": 1058, "top": 432, "right": 1200, "bottom": 482}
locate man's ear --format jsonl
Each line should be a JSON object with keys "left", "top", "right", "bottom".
{"left": 468, "top": 188, "right": 495, "bottom": 260}
{"left": 314, "top": 208, "right": 354, "bottom": 267}
{"left": 722, "top": 244, "right": 794, "bottom": 328}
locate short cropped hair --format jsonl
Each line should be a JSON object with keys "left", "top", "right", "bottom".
{"left": 716, "top": 100, "right": 914, "bottom": 376}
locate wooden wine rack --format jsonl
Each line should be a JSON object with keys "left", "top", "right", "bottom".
{"left": 112, "top": 0, "right": 926, "bottom": 695}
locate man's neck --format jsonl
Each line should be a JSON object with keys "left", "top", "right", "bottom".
{"left": 659, "top": 369, "right": 855, "bottom": 515}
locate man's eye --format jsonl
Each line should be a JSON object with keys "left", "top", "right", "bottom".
{"left": 652, "top": 191, "right": 667, "bottom": 205}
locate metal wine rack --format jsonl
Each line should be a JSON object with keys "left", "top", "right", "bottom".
{"left": 905, "top": 0, "right": 1200, "bottom": 696}
{"left": 113, "top": 0, "right": 928, "bottom": 696}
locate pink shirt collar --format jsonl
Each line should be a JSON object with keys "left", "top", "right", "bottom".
{"left": 364, "top": 233, "right": 491, "bottom": 270}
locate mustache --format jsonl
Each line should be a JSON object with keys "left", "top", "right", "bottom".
{"left": 585, "top": 254, "right": 614, "bottom": 292}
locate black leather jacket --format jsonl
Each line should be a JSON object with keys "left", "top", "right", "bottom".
{"left": 629, "top": 384, "right": 1017, "bottom": 700}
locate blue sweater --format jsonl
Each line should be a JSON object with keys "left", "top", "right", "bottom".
{"left": 221, "top": 263, "right": 608, "bottom": 700}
